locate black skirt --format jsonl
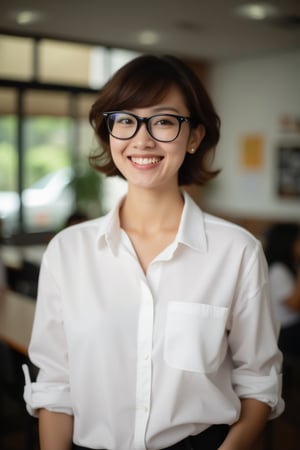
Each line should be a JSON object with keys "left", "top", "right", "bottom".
{"left": 72, "top": 423, "right": 229, "bottom": 450}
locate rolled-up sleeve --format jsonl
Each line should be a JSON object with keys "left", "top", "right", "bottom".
{"left": 229, "top": 243, "right": 285, "bottom": 418}
{"left": 23, "top": 364, "right": 72, "bottom": 417}
{"left": 232, "top": 367, "right": 283, "bottom": 419}
{"left": 23, "top": 244, "right": 73, "bottom": 417}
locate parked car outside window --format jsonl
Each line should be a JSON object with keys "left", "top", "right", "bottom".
{"left": 0, "top": 167, "right": 75, "bottom": 237}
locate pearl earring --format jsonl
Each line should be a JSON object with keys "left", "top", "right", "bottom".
{"left": 190, "top": 148, "right": 195, "bottom": 154}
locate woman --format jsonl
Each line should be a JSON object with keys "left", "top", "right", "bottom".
{"left": 264, "top": 223, "right": 300, "bottom": 356}
{"left": 23, "top": 55, "right": 284, "bottom": 450}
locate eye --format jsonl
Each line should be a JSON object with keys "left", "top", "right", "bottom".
{"left": 115, "top": 113, "right": 135, "bottom": 125}
{"left": 153, "top": 115, "right": 177, "bottom": 127}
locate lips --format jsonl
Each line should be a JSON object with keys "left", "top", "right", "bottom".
{"left": 130, "top": 156, "right": 163, "bottom": 165}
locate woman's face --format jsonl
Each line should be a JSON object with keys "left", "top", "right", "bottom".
{"left": 108, "top": 85, "right": 204, "bottom": 192}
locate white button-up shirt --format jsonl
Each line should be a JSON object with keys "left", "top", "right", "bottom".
{"left": 24, "top": 191, "right": 284, "bottom": 450}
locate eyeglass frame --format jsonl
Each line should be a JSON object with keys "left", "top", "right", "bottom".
{"left": 103, "top": 111, "right": 193, "bottom": 143}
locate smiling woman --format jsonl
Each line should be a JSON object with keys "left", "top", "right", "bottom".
{"left": 98, "top": 83, "right": 205, "bottom": 195}
{"left": 89, "top": 55, "right": 220, "bottom": 185}
{"left": 23, "top": 54, "right": 284, "bottom": 450}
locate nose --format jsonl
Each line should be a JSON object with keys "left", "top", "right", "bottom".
{"left": 132, "top": 121, "right": 155, "bottom": 147}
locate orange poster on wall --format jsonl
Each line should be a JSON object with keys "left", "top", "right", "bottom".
{"left": 240, "top": 135, "right": 264, "bottom": 170}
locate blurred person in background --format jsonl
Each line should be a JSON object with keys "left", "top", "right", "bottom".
{"left": 265, "top": 223, "right": 300, "bottom": 357}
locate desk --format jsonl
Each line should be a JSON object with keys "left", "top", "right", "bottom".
{"left": 0, "top": 290, "right": 35, "bottom": 355}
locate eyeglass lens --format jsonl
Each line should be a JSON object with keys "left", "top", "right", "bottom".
{"left": 106, "top": 112, "right": 184, "bottom": 142}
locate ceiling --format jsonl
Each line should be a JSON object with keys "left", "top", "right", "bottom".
{"left": 1, "top": 0, "right": 300, "bottom": 62}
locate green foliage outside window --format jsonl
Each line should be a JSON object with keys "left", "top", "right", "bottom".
{"left": 0, "top": 116, "right": 17, "bottom": 190}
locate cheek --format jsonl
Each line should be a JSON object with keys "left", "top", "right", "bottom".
{"left": 110, "top": 139, "right": 126, "bottom": 161}
{"left": 166, "top": 149, "right": 188, "bottom": 175}
{"left": 169, "top": 138, "right": 189, "bottom": 164}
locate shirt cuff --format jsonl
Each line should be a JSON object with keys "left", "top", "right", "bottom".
{"left": 22, "top": 364, "right": 73, "bottom": 417}
{"left": 232, "top": 366, "right": 285, "bottom": 419}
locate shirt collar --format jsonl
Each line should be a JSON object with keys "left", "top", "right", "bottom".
{"left": 96, "top": 196, "right": 124, "bottom": 255}
{"left": 96, "top": 190, "right": 207, "bottom": 254}
{"left": 176, "top": 190, "right": 207, "bottom": 252}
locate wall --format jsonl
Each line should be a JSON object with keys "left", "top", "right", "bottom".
{"left": 203, "top": 50, "right": 300, "bottom": 222}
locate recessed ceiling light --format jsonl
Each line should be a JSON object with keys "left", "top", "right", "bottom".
{"left": 138, "top": 30, "right": 160, "bottom": 45}
{"left": 235, "top": 3, "right": 279, "bottom": 20}
{"left": 15, "top": 10, "right": 43, "bottom": 25}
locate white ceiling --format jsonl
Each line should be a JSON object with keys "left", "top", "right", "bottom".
{"left": 1, "top": 0, "right": 300, "bottom": 62}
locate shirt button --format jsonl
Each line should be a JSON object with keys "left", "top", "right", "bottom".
{"left": 143, "top": 406, "right": 148, "bottom": 412}
{"left": 144, "top": 353, "right": 150, "bottom": 360}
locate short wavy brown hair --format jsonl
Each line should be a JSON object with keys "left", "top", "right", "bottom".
{"left": 89, "top": 54, "right": 221, "bottom": 186}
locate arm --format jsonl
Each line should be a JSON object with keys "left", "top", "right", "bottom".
{"left": 39, "top": 409, "right": 73, "bottom": 450}
{"left": 24, "top": 246, "right": 73, "bottom": 424}
{"left": 219, "top": 398, "right": 270, "bottom": 450}
{"left": 226, "top": 244, "right": 284, "bottom": 450}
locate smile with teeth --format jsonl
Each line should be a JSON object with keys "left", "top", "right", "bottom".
{"left": 130, "top": 156, "right": 162, "bottom": 165}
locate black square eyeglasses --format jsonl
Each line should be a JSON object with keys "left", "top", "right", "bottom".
{"left": 103, "top": 111, "right": 192, "bottom": 142}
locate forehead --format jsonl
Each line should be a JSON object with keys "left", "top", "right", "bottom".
{"left": 131, "top": 85, "right": 189, "bottom": 114}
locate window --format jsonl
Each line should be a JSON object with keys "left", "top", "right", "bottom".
{"left": 39, "top": 40, "right": 93, "bottom": 86}
{"left": 0, "top": 34, "right": 140, "bottom": 88}
{"left": 0, "top": 33, "right": 137, "bottom": 238}
{"left": 0, "top": 88, "right": 18, "bottom": 236}
{"left": 22, "top": 90, "right": 73, "bottom": 233}
{"left": 0, "top": 35, "right": 33, "bottom": 80}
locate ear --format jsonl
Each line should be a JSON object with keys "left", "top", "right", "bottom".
{"left": 187, "top": 124, "right": 206, "bottom": 154}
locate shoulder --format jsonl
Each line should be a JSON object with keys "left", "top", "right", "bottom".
{"left": 45, "top": 216, "right": 106, "bottom": 257}
{"left": 184, "top": 192, "right": 259, "bottom": 251}
{"left": 203, "top": 212, "right": 259, "bottom": 249}
{"left": 199, "top": 213, "right": 266, "bottom": 282}
{"left": 199, "top": 213, "right": 269, "bottom": 292}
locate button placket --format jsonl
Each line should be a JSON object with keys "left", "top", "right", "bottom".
{"left": 133, "top": 280, "right": 154, "bottom": 450}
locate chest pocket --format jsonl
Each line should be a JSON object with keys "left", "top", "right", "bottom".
{"left": 164, "top": 301, "right": 229, "bottom": 373}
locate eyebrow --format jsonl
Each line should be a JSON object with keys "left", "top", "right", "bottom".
{"left": 150, "top": 106, "right": 181, "bottom": 114}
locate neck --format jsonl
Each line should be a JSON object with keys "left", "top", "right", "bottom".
{"left": 120, "top": 186, "right": 184, "bottom": 235}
